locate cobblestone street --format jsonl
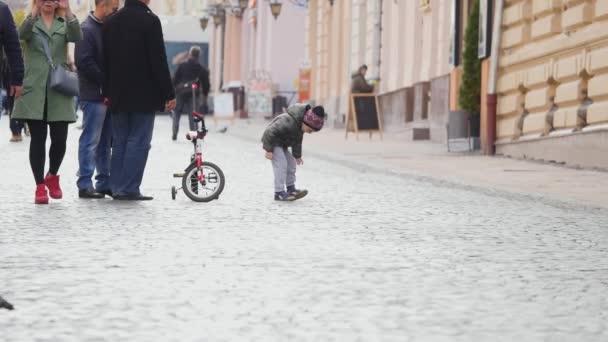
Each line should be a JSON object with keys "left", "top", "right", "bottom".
{"left": 1, "top": 115, "right": 608, "bottom": 341}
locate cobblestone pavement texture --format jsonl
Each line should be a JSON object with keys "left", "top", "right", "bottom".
{"left": 1, "top": 115, "right": 608, "bottom": 341}
{"left": 229, "top": 120, "right": 608, "bottom": 209}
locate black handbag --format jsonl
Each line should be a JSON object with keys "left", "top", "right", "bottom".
{"left": 36, "top": 29, "right": 79, "bottom": 97}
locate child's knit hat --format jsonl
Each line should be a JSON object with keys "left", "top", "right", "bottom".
{"left": 303, "top": 106, "right": 325, "bottom": 131}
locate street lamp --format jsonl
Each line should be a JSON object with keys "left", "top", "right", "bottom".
{"left": 213, "top": 13, "right": 225, "bottom": 26}
{"left": 210, "top": 5, "right": 225, "bottom": 26}
{"left": 238, "top": 0, "right": 248, "bottom": 12}
{"left": 269, "top": 0, "right": 282, "bottom": 19}
{"left": 199, "top": 17, "right": 209, "bottom": 31}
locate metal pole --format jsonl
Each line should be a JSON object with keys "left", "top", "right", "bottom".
{"left": 485, "top": 0, "right": 504, "bottom": 155}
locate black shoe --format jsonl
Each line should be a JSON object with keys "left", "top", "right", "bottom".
{"left": 274, "top": 191, "right": 296, "bottom": 202}
{"left": 79, "top": 189, "right": 105, "bottom": 199}
{"left": 113, "top": 193, "right": 154, "bottom": 201}
{"left": 97, "top": 189, "right": 113, "bottom": 198}
{"left": 172, "top": 135, "right": 177, "bottom": 141}
{"left": 289, "top": 189, "right": 308, "bottom": 200}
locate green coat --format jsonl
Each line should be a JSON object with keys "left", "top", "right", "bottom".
{"left": 12, "top": 15, "right": 81, "bottom": 122}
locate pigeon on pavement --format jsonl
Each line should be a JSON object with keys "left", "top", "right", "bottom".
{"left": 0, "top": 295, "right": 14, "bottom": 310}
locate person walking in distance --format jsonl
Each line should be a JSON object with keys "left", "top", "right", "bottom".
{"left": 102, "top": 0, "right": 176, "bottom": 201}
{"left": 0, "top": 1, "right": 25, "bottom": 141}
{"left": 171, "top": 46, "right": 210, "bottom": 140}
{"left": 75, "top": 0, "right": 119, "bottom": 199}
{"left": 12, "top": 0, "right": 81, "bottom": 204}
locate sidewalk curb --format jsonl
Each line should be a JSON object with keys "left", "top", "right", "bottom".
{"left": 227, "top": 125, "right": 608, "bottom": 212}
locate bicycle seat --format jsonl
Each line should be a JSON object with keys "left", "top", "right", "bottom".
{"left": 192, "top": 111, "right": 205, "bottom": 122}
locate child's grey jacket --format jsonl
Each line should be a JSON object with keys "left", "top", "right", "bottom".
{"left": 261, "top": 103, "right": 309, "bottom": 159}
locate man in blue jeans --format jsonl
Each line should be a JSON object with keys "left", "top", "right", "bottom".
{"left": 103, "top": 0, "right": 175, "bottom": 200}
{"left": 75, "top": 0, "right": 119, "bottom": 199}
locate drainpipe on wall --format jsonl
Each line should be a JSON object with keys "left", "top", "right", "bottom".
{"left": 220, "top": 19, "right": 226, "bottom": 91}
{"left": 486, "top": 0, "right": 504, "bottom": 155}
{"left": 370, "top": 0, "right": 382, "bottom": 82}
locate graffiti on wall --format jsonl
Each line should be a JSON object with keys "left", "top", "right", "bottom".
{"left": 247, "top": 70, "right": 273, "bottom": 118}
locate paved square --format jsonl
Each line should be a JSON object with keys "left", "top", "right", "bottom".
{"left": 1, "top": 116, "right": 607, "bottom": 341}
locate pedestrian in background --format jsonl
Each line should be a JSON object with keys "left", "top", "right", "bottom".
{"left": 171, "top": 45, "right": 210, "bottom": 140}
{"left": 75, "top": 0, "right": 119, "bottom": 199}
{"left": 0, "top": 0, "right": 25, "bottom": 140}
{"left": 12, "top": 0, "right": 81, "bottom": 204}
{"left": 261, "top": 104, "right": 325, "bottom": 201}
{"left": 350, "top": 64, "right": 374, "bottom": 94}
{"left": 102, "top": 0, "right": 175, "bottom": 201}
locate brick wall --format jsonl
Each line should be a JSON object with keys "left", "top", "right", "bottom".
{"left": 496, "top": 0, "right": 608, "bottom": 142}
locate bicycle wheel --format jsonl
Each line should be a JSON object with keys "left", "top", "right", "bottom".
{"left": 182, "top": 161, "right": 225, "bottom": 202}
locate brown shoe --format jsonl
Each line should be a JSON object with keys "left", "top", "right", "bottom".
{"left": 9, "top": 135, "right": 22, "bottom": 142}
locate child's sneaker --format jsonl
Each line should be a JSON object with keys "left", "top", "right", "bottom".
{"left": 274, "top": 191, "right": 296, "bottom": 201}
{"left": 288, "top": 189, "right": 308, "bottom": 200}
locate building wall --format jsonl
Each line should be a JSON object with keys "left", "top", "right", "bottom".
{"left": 223, "top": 16, "right": 242, "bottom": 85}
{"left": 268, "top": 3, "right": 306, "bottom": 94}
{"left": 495, "top": 0, "right": 608, "bottom": 143}
{"left": 207, "top": 20, "right": 223, "bottom": 92}
{"left": 308, "top": 0, "right": 348, "bottom": 124}
{"left": 305, "top": 0, "right": 453, "bottom": 135}
{"left": 207, "top": 1, "right": 305, "bottom": 108}
{"left": 377, "top": 0, "right": 453, "bottom": 139}
{"left": 379, "top": 0, "right": 452, "bottom": 94}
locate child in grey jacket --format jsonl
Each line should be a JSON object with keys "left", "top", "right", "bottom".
{"left": 261, "top": 104, "right": 325, "bottom": 201}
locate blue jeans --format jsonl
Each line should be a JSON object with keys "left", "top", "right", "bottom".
{"left": 110, "top": 112, "right": 155, "bottom": 195}
{"left": 77, "top": 101, "right": 112, "bottom": 191}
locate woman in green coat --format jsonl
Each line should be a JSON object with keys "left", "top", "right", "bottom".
{"left": 13, "top": 0, "right": 81, "bottom": 204}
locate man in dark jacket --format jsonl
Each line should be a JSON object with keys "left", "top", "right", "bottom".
{"left": 171, "top": 46, "right": 210, "bottom": 140}
{"left": 102, "top": 0, "right": 176, "bottom": 201}
{"left": 0, "top": 1, "right": 24, "bottom": 126}
{"left": 350, "top": 64, "right": 374, "bottom": 94}
{"left": 75, "top": 0, "right": 119, "bottom": 199}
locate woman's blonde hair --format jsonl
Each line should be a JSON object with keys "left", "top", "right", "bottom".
{"left": 29, "top": 0, "right": 66, "bottom": 17}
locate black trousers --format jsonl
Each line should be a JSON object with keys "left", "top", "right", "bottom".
{"left": 172, "top": 95, "right": 197, "bottom": 138}
{"left": 27, "top": 97, "right": 69, "bottom": 185}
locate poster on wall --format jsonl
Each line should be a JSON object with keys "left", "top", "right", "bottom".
{"left": 478, "top": 0, "right": 493, "bottom": 59}
{"left": 449, "top": 0, "right": 461, "bottom": 66}
{"left": 298, "top": 66, "right": 311, "bottom": 103}
{"left": 247, "top": 70, "right": 273, "bottom": 119}
{"left": 213, "top": 93, "right": 235, "bottom": 119}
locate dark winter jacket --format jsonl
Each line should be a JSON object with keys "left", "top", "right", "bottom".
{"left": 75, "top": 13, "right": 104, "bottom": 102}
{"left": 0, "top": 1, "right": 24, "bottom": 87}
{"left": 172, "top": 57, "right": 210, "bottom": 100}
{"left": 350, "top": 71, "right": 373, "bottom": 93}
{"left": 261, "top": 104, "right": 308, "bottom": 159}
{"left": 102, "top": 0, "right": 175, "bottom": 113}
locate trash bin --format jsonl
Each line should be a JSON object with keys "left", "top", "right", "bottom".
{"left": 272, "top": 95, "right": 287, "bottom": 117}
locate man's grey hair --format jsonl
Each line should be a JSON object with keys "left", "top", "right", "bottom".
{"left": 189, "top": 46, "right": 201, "bottom": 59}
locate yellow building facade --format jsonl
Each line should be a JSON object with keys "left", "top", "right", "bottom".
{"left": 495, "top": 0, "right": 608, "bottom": 168}
{"left": 306, "top": 0, "right": 462, "bottom": 142}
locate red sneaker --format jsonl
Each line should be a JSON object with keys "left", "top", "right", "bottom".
{"left": 35, "top": 184, "right": 49, "bottom": 204}
{"left": 44, "top": 173, "right": 63, "bottom": 199}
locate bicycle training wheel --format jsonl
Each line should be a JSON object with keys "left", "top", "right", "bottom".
{"left": 182, "top": 161, "right": 225, "bottom": 202}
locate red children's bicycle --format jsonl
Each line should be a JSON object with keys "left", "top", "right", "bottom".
{"left": 171, "top": 84, "right": 225, "bottom": 202}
